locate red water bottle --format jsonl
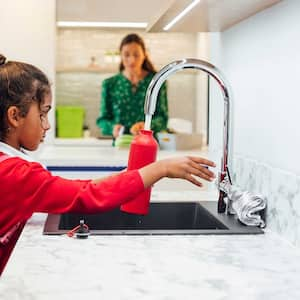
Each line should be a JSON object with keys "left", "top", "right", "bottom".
{"left": 120, "top": 129, "right": 158, "bottom": 215}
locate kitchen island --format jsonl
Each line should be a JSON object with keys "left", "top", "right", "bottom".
{"left": 1, "top": 143, "right": 300, "bottom": 299}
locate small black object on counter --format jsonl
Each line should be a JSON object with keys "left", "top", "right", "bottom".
{"left": 76, "top": 219, "right": 90, "bottom": 239}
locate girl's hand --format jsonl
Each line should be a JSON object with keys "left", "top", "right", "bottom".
{"left": 139, "top": 156, "right": 216, "bottom": 188}
{"left": 160, "top": 156, "right": 216, "bottom": 187}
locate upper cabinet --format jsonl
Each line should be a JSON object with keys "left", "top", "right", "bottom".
{"left": 146, "top": 0, "right": 281, "bottom": 32}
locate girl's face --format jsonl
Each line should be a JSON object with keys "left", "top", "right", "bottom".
{"left": 121, "top": 42, "right": 145, "bottom": 73}
{"left": 18, "top": 92, "right": 52, "bottom": 151}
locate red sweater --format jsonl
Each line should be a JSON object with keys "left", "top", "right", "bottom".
{"left": 0, "top": 153, "right": 145, "bottom": 275}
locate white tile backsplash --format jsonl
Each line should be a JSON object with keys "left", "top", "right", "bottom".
{"left": 56, "top": 29, "right": 197, "bottom": 70}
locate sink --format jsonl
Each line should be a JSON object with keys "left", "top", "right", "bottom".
{"left": 43, "top": 201, "right": 264, "bottom": 235}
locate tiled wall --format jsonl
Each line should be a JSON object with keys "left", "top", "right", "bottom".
{"left": 56, "top": 29, "right": 200, "bottom": 137}
{"left": 57, "top": 29, "right": 197, "bottom": 70}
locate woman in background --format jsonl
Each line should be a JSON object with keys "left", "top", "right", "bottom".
{"left": 96, "top": 33, "right": 168, "bottom": 138}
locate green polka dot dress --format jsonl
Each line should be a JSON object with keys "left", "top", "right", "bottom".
{"left": 96, "top": 72, "right": 168, "bottom": 135}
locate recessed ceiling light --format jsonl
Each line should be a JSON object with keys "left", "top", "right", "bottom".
{"left": 163, "top": 0, "right": 200, "bottom": 31}
{"left": 57, "top": 21, "right": 148, "bottom": 28}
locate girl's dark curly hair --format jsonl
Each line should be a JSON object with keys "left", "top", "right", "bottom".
{"left": 0, "top": 54, "right": 50, "bottom": 141}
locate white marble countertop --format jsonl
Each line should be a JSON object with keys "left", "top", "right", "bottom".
{"left": 31, "top": 139, "right": 217, "bottom": 167}
{"left": 1, "top": 205, "right": 300, "bottom": 300}
{"left": 1, "top": 144, "right": 300, "bottom": 299}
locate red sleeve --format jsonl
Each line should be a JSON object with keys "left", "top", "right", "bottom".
{"left": 0, "top": 157, "right": 145, "bottom": 218}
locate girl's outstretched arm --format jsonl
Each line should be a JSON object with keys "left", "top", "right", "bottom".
{"left": 138, "top": 156, "right": 216, "bottom": 188}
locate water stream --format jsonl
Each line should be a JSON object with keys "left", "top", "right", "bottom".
{"left": 144, "top": 114, "right": 152, "bottom": 131}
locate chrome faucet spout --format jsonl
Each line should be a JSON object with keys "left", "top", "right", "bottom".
{"left": 144, "top": 58, "right": 232, "bottom": 213}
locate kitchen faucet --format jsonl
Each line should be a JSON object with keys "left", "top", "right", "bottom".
{"left": 144, "top": 58, "right": 232, "bottom": 213}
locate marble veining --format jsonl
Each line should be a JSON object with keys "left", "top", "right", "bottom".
{"left": 233, "top": 155, "right": 300, "bottom": 248}
{"left": 1, "top": 213, "right": 300, "bottom": 300}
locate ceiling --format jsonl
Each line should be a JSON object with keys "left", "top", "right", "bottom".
{"left": 56, "top": 0, "right": 173, "bottom": 23}
{"left": 56, "top": 0, "right": 281, "bottom": 32}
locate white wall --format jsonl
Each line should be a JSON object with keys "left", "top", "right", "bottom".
{"left": 209, "top": 0, "right": 300, "bottom": 175}
{"left": 1, "top": 0, "right": 56, "bottom": 143}
{"left": 195, "top": 33, "right": 209, "bottom": 143}
{"left": 207, "top": 32, "right": 224, "bottom": 154}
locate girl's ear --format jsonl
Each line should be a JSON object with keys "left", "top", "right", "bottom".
{"left": 7, "top": 106, "right": 22, "bottom": 128}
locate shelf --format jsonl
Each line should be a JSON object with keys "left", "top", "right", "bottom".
{"left": 56, "top": 66, "right": 200, "bottom": 75}
{"left": 56, "top": 66, "right": 118, "bottom": 74}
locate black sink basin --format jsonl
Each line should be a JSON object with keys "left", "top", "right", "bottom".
{"left": 43, "top": 201, "right": 264, "bottom": 235}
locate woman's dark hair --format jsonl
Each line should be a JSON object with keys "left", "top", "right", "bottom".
{"left": 119, "top": 33, "right": 156, "bottom": 73}
{"left": 0, "top": 54, "right": 50, "bottom": 141}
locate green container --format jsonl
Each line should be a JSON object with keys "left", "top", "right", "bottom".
{"left": 56, "top": 106, "right": 85, "bottom": 138}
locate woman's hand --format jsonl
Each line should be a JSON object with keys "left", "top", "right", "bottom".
{"left": 113, "top": 124, "right": 124, "bottom": 138}
{"left": 130, "top": 122, "right": 144, "bottom": 135}
{"left": 139, "top": 156, "right": 216, "bottom": 188}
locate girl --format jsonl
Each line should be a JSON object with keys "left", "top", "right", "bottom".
{"left": 0, "top": 54, "right": 216, "bottom": 275}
